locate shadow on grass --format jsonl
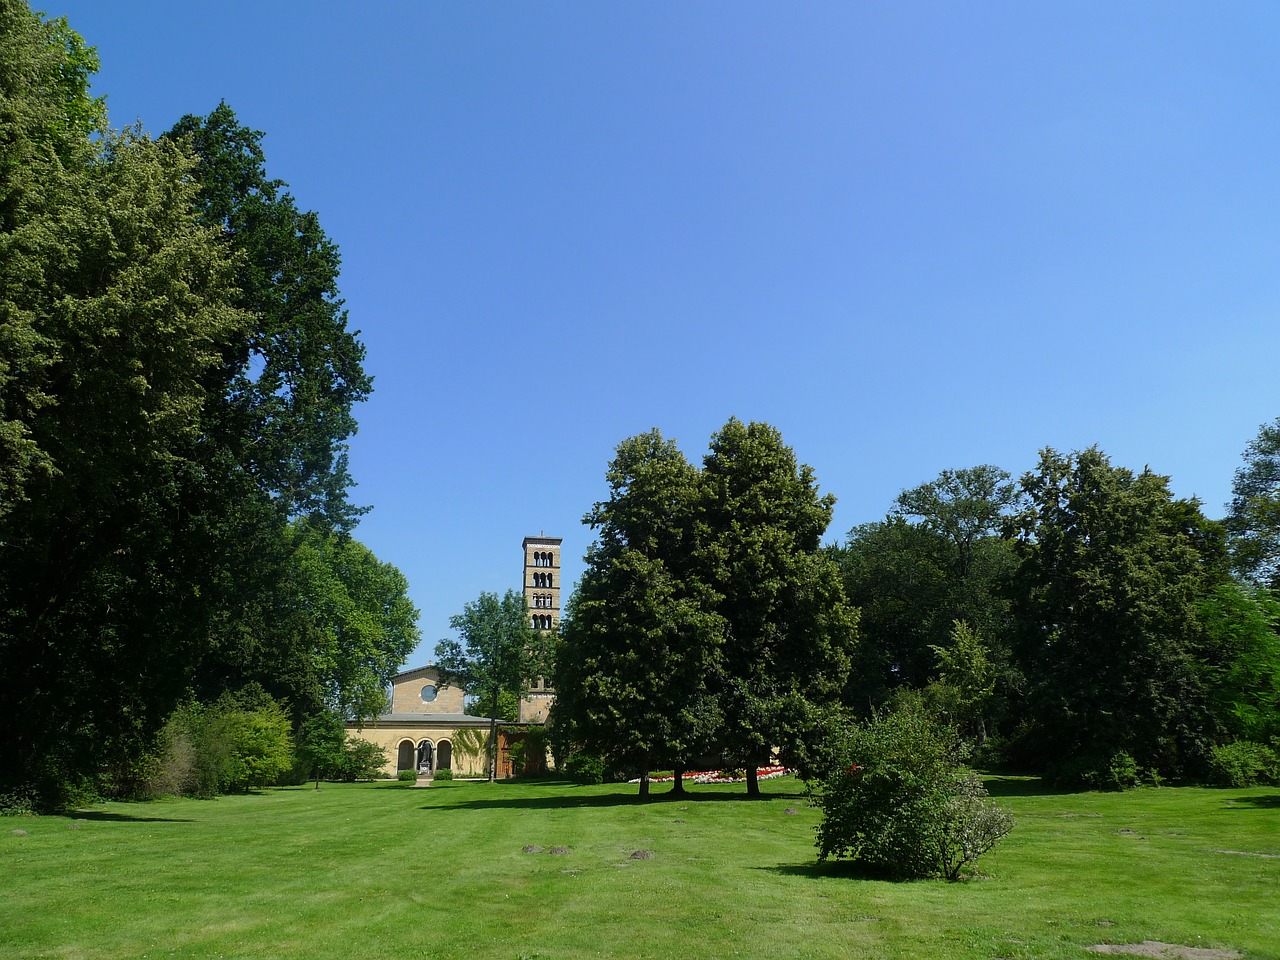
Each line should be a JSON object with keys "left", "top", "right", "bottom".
{"left": 1224, "top": 794, "right": 1280, "bottom": 809}
{"left": 757, "top": 860, "right": 915, "bottom": 882}
{"left": 70, "top": 810, "right": 194, "bottom": 823}
{"left": 428, "top": 784, "right": 808, "bottom": 812}
{"left": 982, "top": 775, "right": 1080, "bottom": 798}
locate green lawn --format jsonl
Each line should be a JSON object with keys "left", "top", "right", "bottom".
{"left": 2, "top": 776, "right": 1277, "bottom": 960}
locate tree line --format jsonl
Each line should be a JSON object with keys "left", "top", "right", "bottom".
{"left": 0, "top": 5, "right": 417, "bottom": 810}
{"left": 549, "top": 422, "right": 1280, "bottom": 793}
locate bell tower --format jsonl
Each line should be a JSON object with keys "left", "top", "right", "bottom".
{"left": 520, "top": 535, "right": 561, "bottom": 723}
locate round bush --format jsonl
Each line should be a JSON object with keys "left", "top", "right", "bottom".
{"left": 433, "top": 768, "right": 454, "bottom": 781}
{"left": 564, "top": 752, "right": 605, "bottom": 785}
{"left": 813, "top": 705, "right": 1012, "bottom": 880}
{"left": 397, "top": 770, "right": 418, "bottom": 783}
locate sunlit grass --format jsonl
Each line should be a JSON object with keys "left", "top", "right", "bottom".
{"left": 2, "top": 776, "right": 1276, "bottom": 959}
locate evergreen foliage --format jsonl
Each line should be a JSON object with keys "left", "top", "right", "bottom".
{"left": 1011, "top": 447, "right": 1227, "bottom": 782}
{"left": 0, "top": 5, "right": 413, "bottom": 809}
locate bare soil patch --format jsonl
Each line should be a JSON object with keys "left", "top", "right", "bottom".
{"left": 1088, "top": 941, "right": 1241, "bottom": 959}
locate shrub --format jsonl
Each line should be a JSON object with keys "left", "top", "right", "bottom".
{"left": 338, "top": 739, "right": 388, "bottom": 781}
{"left": 1047, "top": 750, "right": 1143, "bottom": 791}
{"left": 397, "top": 770, "right": 418, "bottom": 783}
{"left": 1209, "top": 740, "right": 1279, "bottom": 787}
{"left": 564, "top": 752, "right": 605, "bottom": 785}
{"left": 812, "top": 704, "right": 1012, "bottom": 880}
{"left": 433, "top": 768, "right": 454, "bottom": 781}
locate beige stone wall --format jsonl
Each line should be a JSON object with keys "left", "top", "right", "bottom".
{"left": 521, "top": 536, "right": 561, "bottom": 720}
{"left": 523, "top": 536, "right": 562, "bottom": 632}
{"left": 345, "top": 720, "right": 493, "bottom": 778}
{"left": 389, "top": 666, "right": 464, "bottom": 715}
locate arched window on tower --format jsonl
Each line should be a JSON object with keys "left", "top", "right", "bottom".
{"left": 547, "top": 573, "right": 553, "bottom": 588}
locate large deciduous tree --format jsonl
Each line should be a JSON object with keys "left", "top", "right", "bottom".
{"left": 701, "top": 418, "right": 859, "bottom": 797}
{"left": 0, "top": 7, "right": 404, "bottom": 808}
{"left": 164, "top": 102, "right": 372, "bottom": 532}
{"left": 1010, "top": 447, "right": 1226, "bottom": 781}
{"left": 436, "top": 590, "right": 552, "bottom": 781}
{"left": 553, "top": 430, "right": 723, "bottom": 798}
{"left": 0, "top": 5, "right": 249, "bottom": 806}
{"left": 837, "top": 466, "right": 1019, "bottom": 720}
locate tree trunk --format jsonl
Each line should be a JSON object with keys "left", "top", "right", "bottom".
{"left": 488, "top": 717, "right": 498, "bottom": 782}
{"left": 638, "top": 770, "right": 650, "bottom": 801}
{"left": 745, "top": 764, "right": 760, "bottom": 798}
{"left": 670, "top": 762, "right": 686, "bottom": 795}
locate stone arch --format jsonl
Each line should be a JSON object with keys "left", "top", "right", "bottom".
{"left": 416, "top": 739, "right": 434, "bottom": 774}
{"left": 396, "top": 739, "right": 415, "bottom": 772}
{"left": 437, "top": 739, "right": 452, "bottom": 771}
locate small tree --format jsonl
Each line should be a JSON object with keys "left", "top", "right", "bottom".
{"left": 297, "top": 712, "right": 347, "bottom": 789}
{"left": 812, "top": 702, "right": 1012, "bottom": 880}
{"left": 436, "top": 590, "right": 552, "bottom": 781}
{"left": 338, "top": 738, "right": 388, "bottom": 781}
{"left": 928, "top": 620, "right": 997, "bottom": 744}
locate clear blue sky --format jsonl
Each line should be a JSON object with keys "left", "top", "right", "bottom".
{"left": 47, "top": 2, "right": 1280, "bottom": 664}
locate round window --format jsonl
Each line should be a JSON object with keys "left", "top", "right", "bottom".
{"left": 420, "top": 684, "right": 437, "bottom": 703}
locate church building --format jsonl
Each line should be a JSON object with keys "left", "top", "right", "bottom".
{"left": 346, "top": 535, "right": 560, "bottom": 778}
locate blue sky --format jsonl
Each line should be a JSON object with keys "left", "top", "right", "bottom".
{"left": 47, "top": 2, "right": 1280, "bottom": 663}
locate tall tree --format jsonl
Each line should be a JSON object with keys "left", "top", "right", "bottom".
{"left": 837, "top": 466, "right": 1019, "bottom": 728}
{"left": 701, "top": 418, "right": 859, "bottom": 797}
{"left": 1011, "top": 447, "right": 1226, "bottom": 781}
{"left": 436, "top": 590, "right": 551, "bottom": 781}
{"left": 164, "top": 102, "right": 372, "bottom": 532}
{"left": 161, "top": 104, "right": 389, "bottom": 720}
{"left": 1226, "top": 418, "right": 1280, "bottom": 585}
{"left": 893, "top": 466, "right": 1020, "bottom": 579}
{"left": 0, "top": 6, "right": 251, "bottom": 806}
{"left": 553, "top": 430, "right": 723, "bottom": 798}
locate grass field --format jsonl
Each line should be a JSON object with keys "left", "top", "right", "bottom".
{"left": 2, "top": 776, "right": 1277, "bottom": 960}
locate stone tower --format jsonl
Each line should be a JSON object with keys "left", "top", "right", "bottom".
{"left": 519, "top": 535, "right": 561, "bottom": 723}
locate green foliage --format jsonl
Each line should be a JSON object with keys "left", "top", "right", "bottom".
{"left": 1010, "top": 447, "right": 1226, "bottom": 781}
{"left": 1197, "top": 583, "right": 1280, "bottom": 745}
{"left": 297, "top": 712, "right": 347, "bottom": 787}
{"left": 397, "top": 769, "right": 418, "bottom": 783}
{"left": 0, "top": 11, "right": 404, "bottom": 810}
{"left": 207, "top": 693, "right": 294, "bottom": 793}
{"left": 1226, "top": 418, "right": 1280, "bottom": 585}
{"left": 163, "top": 102, "right": 372, "bottom": 532}
{"left": 338, "top": 738, "right": 387, "bottom": 781}
{"left": 287, "top": 523, "right": 419, "bottom": 721}
{"left": 450, "top": 727, "right": 492, "bottom": 774}
{"left": 1208, "top": 740, "right": 1279, "bottom": 787}
{"left": 836, "top": 467, "right": 1019, "bottom": 718}
{"left": 703, "top": 420, "right": 860, "bottom": 796}
{"left": 556, "top": 420, "right": 858, "bottom": 797}
{"left": 554, "top": 430, "right": 723, "bottom": 791}
{"left": 146, "top": 689, "right": 295, "bottom": 796}
{"left": 436, "top": 590, "right": 551, "bottom": 779}
{"left": 564, "top": 752, "right": 605, "bottom": 785}
{"left": 432, "top": 767, "right": 454, "bottom": 782}
{"left": 928, "top": 621, "right": 998, "bottom": 738}
{"left": 812, "top": 702, "right": 1012, "bottom": 880}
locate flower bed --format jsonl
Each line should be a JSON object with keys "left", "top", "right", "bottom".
{"left": 629, "top": 766, "right": 790, "bottom": 785}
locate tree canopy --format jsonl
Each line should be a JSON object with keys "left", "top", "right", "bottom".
{"left": 436, "top": 590, "right": 552, "bottom": 781}
{"left": 554, "top": 419, "right": 859, "bottom": 798}
{"left": 0, "top": 5, "right": 413, "bottom": 809}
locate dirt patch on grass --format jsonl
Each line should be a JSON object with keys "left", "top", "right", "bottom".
{"left": 628, "top": 849, "right": 653, "bottom": 860}
{"left": 521, "top": 845, "right": 544, "bottom": 854}
{"left": 548, "top": 845, "right": 571, "bottom": 855}
{"left": 1088, "top": 941, "right": 1241, "bottom": 959}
